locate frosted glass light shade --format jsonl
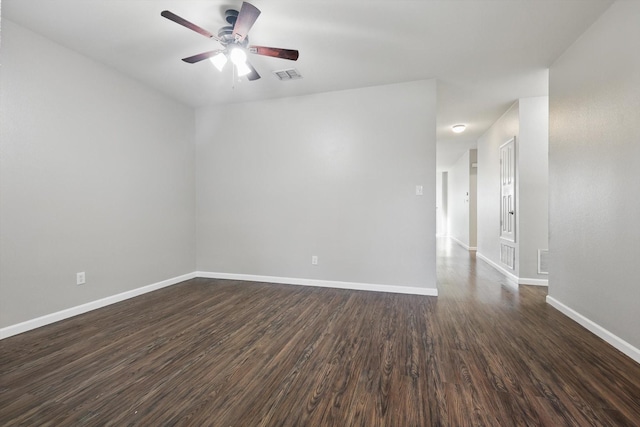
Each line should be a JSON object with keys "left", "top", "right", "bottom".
{"left": 210, "top": 52, "right": 227, "bottom": 71}
{"left": 235, "top": 61, "right": 251, "bottom": 77}
{"left": 229, "top": 48, "right": 247, "bottom": 66}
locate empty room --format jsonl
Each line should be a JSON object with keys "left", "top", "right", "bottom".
{"left": 1, "top": 0, "right": 639, "bottom": 425}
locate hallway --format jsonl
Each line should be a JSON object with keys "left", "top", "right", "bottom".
{"left": 436, "top": 237, "right": 640, "bottom": 425}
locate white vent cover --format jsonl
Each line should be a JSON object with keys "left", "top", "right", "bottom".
{"left": 501, "top": 244, "right": 515, "bottom": 270}
{"left": 538, "top": 249, "right": 549, "bottom": 275}
{"left": 273, "top": 68, "right": 303, "bottom": 81}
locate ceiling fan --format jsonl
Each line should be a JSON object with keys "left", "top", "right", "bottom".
{"left": 161, "top": 2, "right": 299, "bottom": 81}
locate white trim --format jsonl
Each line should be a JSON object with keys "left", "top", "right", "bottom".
{"left": 476, "top": 252, "right": 518, "bottom": 290}
{"left": 537, "top": 249, "right": 550, "bottom": 275}
{"left": 546, "top": 296, "right": 640, "bottom": 364}
{"left": 1, "top": 271, "right": 437, "bottom": 340}
{"left": 0, "top": 272, "right": 196, "bottom": 340}
{"left": 195, "top": 271, "right": 438, "bottom": 297}
{"left": 449, "top": 236, "right": 471, "bottom": 251}
{"left": 476, "top": 252, "right": 548, "bottom": 287}
{"left": 519, "top": 277, "right": 548, "bottom": 286}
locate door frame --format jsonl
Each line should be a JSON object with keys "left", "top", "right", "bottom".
{"left": 499, "top": 137, "right": 516, "bottom": 243}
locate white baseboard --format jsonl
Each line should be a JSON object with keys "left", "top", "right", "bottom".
{"left": 195, "top": 271, "right": 439, "bottom": 297}
{"left": 1, "top": 271, "right": 437, "bottom": 341}
{"left": 519, "top": 277, "right": 548, "bottom": 286}
{"left": 546, "top": 296, "right": 640, "bottom": 364}
{"left": 0, "top": 272, "right": 196, "bottom": 340}
{"left": 475, "top": 252, "right": 548, "bottom": 287}
{"left": 476, "top": 252, "right": 518, "bottom": 286}
{"left": 449, "top": 236, "right": 472, "bottom": 251}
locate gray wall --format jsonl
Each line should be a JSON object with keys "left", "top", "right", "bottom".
{"left": 448, "top": 149, "right": 477, "bottom": 249}
{"left": 476, "top": 98, "right": 548, "bottom": 282}
{"left": 0, "top": 21, "right": 196, "bottom": 328}
{"left": 195, "top": 80, "right": 437, "bottom": 291}
{"left": 549, "top": 1, "right": 640, "bottom": 348}
{"left": 469, "top": 149, "right": 478, "bottom": 249}
{"left": 436, "top": 171, "right": 448, "bottom": 237}
{"left": 477, "top": 102, "right": 519, "bottom": 273}
{"left": 448, "top": 151, "right": 470, "bottom": 247}
{"left": 517, "top": 97, "right": 549, "bottom": 280}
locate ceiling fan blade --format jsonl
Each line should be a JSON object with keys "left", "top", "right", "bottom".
{"left": 245, "top": 61, "right": 261, "bottom": 81}
{"left": 249, "top": 46, "right": 299, "bottom": 61}
{"left": 161, "top": 10, "right": 220, "bottom": 41}
{"left": 182, "top": 50, "right": 225, "bottom": 64}
{"left": 232, "top": 2, "right": 261, "bottom": 42}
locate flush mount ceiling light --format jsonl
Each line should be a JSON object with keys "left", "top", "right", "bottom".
{"left": 452, "top": 124, "right": 467, "bottom": 133}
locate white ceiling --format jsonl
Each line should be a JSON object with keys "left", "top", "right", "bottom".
{"left": 2, "top": 0, "right": 613, "bottom": 170}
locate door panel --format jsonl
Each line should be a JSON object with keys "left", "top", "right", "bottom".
{"left": 500, "top": 137, "right": 516, "bottom": 242}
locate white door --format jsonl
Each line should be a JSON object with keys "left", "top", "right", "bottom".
{"left": 500, "top": 137, "right": 516, "bottom": 242}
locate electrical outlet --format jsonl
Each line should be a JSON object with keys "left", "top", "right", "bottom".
{"left": 311, "top": 256, "right": 318, "bottom": 265}
{"left": 415, "top": 185, "right": 424, "bottom": 196}
{"left": 76, "top": 272, "right": 86, "bottom": 285}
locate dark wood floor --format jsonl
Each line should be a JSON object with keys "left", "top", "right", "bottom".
{"left": 1, "top": 240, "right": 640, "bottom": 426}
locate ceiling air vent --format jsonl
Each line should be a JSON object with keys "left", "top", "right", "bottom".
{"left": 273, "top": 68, "right": 303, "bottom": 81}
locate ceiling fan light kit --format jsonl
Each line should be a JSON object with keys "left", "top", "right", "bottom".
{"left": 210, "top": 52, "right": 228, "bottom": 71}
{"left": 161, "top": 2, "right": 299, "bottom": 82}
{"left": 235, "top": 61, "right": 252, "bottom": 77}
{"left": 229, "top": 47, "right": 247, "bottom": 65}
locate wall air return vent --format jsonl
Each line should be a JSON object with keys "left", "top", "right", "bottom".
{"left": 273, "top": 68, "right": 303, "bottom": 81}
{"left": 500, "top": 244, "right": 515, "bottom": 270}
{"left": 538, "top": 249, "right": 549, "bottom": 275}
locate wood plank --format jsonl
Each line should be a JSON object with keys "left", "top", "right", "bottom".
{"left": 1, "top": 240, "right": 640, "bottom": 425}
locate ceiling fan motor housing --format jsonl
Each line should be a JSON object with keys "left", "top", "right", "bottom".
{"left": 217, "top": 25, "right": 249, "bottom": 46}
{"left": 225, "top": 9, "right": 239, "bottom": 25}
